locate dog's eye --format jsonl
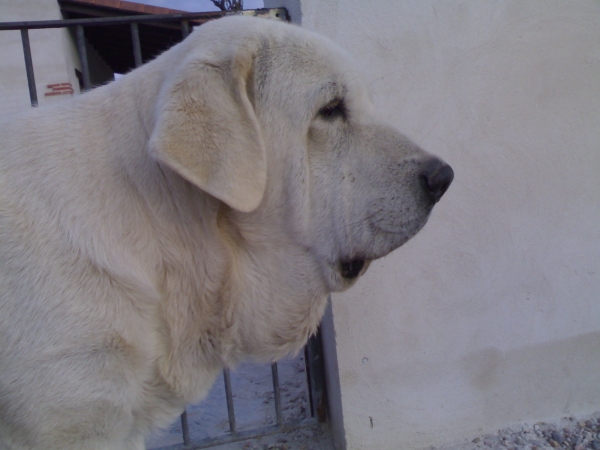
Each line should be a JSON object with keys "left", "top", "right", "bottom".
{"left": 318, "top": 99, "right": 346, "bottom": 121}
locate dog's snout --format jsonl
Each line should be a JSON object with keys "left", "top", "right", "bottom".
{"left": 420, "top": 158, "right": 454, "bottom": 203}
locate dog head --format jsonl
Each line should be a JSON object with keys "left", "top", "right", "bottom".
{"left": 150, "top": 17, "right": 453, "bottom": 294}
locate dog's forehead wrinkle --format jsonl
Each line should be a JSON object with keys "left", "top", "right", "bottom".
{"left": 253, "top": 38, "right": 358, "bottom": 99}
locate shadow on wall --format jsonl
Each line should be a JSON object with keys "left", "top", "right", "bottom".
{"left": 461, "top": 331, "right": 600, "bottom": 420}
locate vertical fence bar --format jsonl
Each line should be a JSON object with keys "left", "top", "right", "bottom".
{"left": 223, "top": 369, "right": 237, "bottom": 435}
{"left": 130, "top": 22, "right": 142, "bottom": 68}
{"left": 20, "top": 28, "right": 38, "bottom": 107}
{"left": 305, "top": 332, "right": 327, "bottom": 422}
{"left": 75, "top": 25, "right": 91, "bottom": 91}
{"left": 180, "top": 410, "right": 191, "bottom": 446}
{"left": 181, "top": 19, "right": 190, "bottom": 39}
{"left": 304, "top": 346, "right": 314, "bottom": 417}
{"left": 271, "top": 363, "right": 283, "bottom": 427}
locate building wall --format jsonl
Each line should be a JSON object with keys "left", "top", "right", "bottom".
{"left": 0, "top": 0, "right": 81, "bottom": 115}
{"left": 266, "top": 0, "right": 600, "bottom": 448}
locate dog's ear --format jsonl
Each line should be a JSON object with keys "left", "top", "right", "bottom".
{"left": 150, "top": 44, "right": 266, "bottom": 213}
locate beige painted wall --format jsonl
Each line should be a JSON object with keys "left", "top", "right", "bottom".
{"left": 266, "top": 0, "right": 600, "bottom": 448}
{"left": 0, "top": 0, "right": 80, "bottom": 115}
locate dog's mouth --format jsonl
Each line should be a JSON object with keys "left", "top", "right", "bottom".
{"left": 340, "top": 258, "right": 367, "bottom": 279}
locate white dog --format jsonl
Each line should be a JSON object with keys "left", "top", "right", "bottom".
{"left": 0, "top": 16, "right": 453, "bottom": 450}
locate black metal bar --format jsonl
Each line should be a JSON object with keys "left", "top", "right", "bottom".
{"left": 180, "top": 410, "right": 191, "bottom": 447}
{"left": 222, "top": 369, "right": 236, "bottom": 435}
{"left": 75, "top": 25, "right": 91, "bottom": 91}
{"left": 0, "top": 12, "right": 225, "bottom": 31}
{"left": 130, "top": 22, "right": 142, "bottom": 68}
{"left": 304, "top": 346, "right": 315, "bottom": 416}
{"left": 305, "top": 331, "right": 327, "bottom": 422}
{"left": 271, "top": 363, "right": 283, "bottom": 427}
{"left": 181, "top": 20, "right": 190, "bottom": 39}
{"left": 19, "top": 28, "right": 38, "bottom": 107}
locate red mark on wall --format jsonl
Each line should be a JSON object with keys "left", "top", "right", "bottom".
{"left": 45, "top": 83, "right": 74, "bottom": 96}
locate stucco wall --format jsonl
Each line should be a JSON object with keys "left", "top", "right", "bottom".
{"left": 0, "top": 0, "right": 80, "bottom": 115}
{"left": 266, "top": 0, "right": 600, "bottom": 448}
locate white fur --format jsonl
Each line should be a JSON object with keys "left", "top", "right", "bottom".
{"left": 0, "top": 17, "right": 448, "bottom": 449}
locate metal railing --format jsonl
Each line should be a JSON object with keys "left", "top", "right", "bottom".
{"left": 0, "top": 8, "right": 287, "bottom": 105}
{"left": 0, "top": 9, "right": 327, "bottom": 450}
{"left": 176, "top": 340, "right": 326, "bottom": 450}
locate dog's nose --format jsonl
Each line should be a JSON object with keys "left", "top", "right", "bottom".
{"left": 420, "top": 158, "right": 454, "bottom": 203}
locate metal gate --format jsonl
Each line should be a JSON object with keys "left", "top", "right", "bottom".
{"left": 0, "top": 8, "right": 328, "bottom": 449}
{"left": 162, "top": 335, "right": 326, "bottom": 450}
{"left": 0, "top": 7, "right": 288, "bottom": 106}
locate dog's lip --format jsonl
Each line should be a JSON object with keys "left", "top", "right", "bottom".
{"left": 366, "top": 210, "right": 433, "bottom": 251}
{"left": 339, "top": 258, "right": 366, "bottom": 279}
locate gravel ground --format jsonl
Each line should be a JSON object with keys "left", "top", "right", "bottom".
{"left": 435, "top": 413, "right": 600, "bottom": 450}
{"left": 202, "top": 424, "right": 334, "bottom": 450}
{"left": 170, "top": 411, "right": 600, "bottom": 450}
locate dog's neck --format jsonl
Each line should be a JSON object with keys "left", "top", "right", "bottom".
{"left": 129, "top": 168, "right": 328, "bottom": 398}
{"left": 216, "top": 207, "right": 330, "bottom": 365}
{"left": 51, "top": 52, "right": 329, "bottom": 402}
